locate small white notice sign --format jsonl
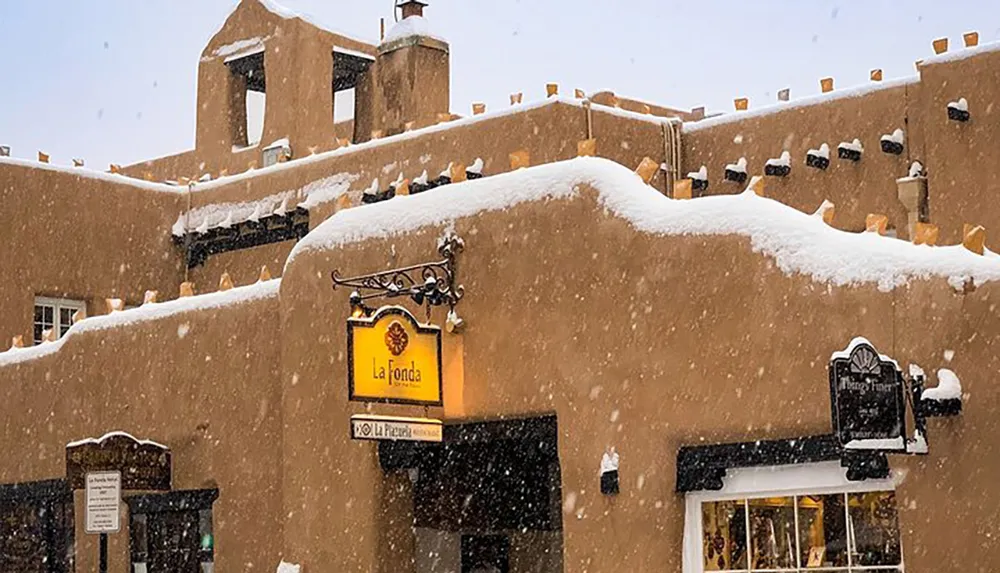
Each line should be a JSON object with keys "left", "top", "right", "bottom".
{"left": 85, "top": 471, "right": 121, "bottom": 534}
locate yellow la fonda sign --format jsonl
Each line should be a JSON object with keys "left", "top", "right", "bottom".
{"left": 348, "top": 306, "right": 443, "bottom": 406}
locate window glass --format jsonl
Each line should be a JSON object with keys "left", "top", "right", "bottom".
{"left": 798, "top": 494, "right": 848, "bottom": 567}
{"left": 748, "top": 497, "right": 796, "bottom": 570}
{"left": 849, "top": 491, "right": 902, "bottom": 566}
{"left": 59, "top": 307, "right": 75, "bottom": 336}
{"left": 701, "top": 499, "right": 747, "bottom": 570}
{"left": 33, "top": 304, "right": 54, "bottom": 344}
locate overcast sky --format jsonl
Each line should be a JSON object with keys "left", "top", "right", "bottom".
{"left": 1, "top": 0, "right": 998, "bottom": 170}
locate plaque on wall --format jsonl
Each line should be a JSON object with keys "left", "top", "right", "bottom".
{"left": 828, "top": 338, "right": 907, "bottom": 452}
{"left": 66, "top": 432, "right": 171, "bottom": 491}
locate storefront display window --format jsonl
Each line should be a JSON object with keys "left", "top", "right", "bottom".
{"left": 699, "top": 491, "right": 901, "bottom": 572}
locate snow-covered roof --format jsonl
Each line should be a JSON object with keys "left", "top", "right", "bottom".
{"left": 0, "top": 280, "right": 280, "bottom": 369}
{"left": 3, "top": 95, "right": 665, "bottom": 198}
{"left": 255, "top": 0, "right": 376, "bottom": 46}
{"left": 290, "top": 157, "right": 1000, "bottom": 293}
{"left": 172, "top": 172, "right": 357, "bottom": 236}
{"left": 382, "top": 15, "right": 445, "bottom": 45}
{"left": 921, "top": 38, "right": 1000, "bottom": 66}
{"left": 684, "top": 76, "right": 918, "bottom": 133}
{"left": 209, "top": 36, "right": 268, "bottom": 62}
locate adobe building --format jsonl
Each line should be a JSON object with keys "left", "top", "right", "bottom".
{"left": 0, "top": 1, "right": 999, "bottom": 572}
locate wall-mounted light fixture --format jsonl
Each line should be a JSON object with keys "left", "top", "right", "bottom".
{"left": 600, "top": 449, "right": 619, "bottom": 495}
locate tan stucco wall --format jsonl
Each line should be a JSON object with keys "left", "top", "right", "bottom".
{"left": 0, "top": 293, "right": 283, "bottom": 573}
{"left": 683, "top": 82, "right": 916, "bottom": 236}
{"left": 683, "top": 47, "right": 1000, "bottom": 246}
{"left": 0, "top": 167, "right": 996, "bottom": 570}
{"left": 276, "top": 179, "right": 999, "bottom": 571}
{"left": 918, "top": 50, "right": 1000, "bottom": 242}
{"left": 0, "top": 162, "right": 185, "bottom": 346}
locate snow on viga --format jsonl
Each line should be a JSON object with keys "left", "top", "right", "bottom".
{"left": 290, "top": 157, "right": 1000, "bottom": 292}
{"left": 173, "top": 172, "right": 358, "bottom": 235}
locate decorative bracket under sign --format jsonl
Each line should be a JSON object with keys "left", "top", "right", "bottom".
{"left": 331, "top": 232, "right": 465, "bottom": 322}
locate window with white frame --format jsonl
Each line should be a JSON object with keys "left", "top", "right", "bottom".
{"left": 33, "top": 297, "right": 85, "bottom": 344}
{"left": 684, "top": 462, "right": 903, "bottom": 573}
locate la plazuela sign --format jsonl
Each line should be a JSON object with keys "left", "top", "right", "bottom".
{"left": 348, "top": 305, "right": 443, "bottom": 406}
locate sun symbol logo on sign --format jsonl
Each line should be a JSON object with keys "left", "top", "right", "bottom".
{"left": 385, "top": 321, "right": 409, "bottom": 356}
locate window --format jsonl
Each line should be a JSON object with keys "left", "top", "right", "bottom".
{"left": 700, "top": 492, "right": 901, "bottom": 572}
{"left": 685, "top": 463, "right": 903, "bottom": 573}
{"left": 33, "top": 297, "right": 85, "bottom": 344}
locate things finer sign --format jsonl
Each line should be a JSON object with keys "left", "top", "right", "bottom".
{"left": 66, "top": 432, "right": 171, "bottom": 491}
{"left": 828, "top": 338, "right": 907, "bottom": 452}
{"left": 348, "top": 306, "right": 443, "bottom": 406}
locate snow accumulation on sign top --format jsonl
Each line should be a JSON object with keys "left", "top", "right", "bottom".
{"left": 289, "top": 157, "right": 1000, "bottom": 293}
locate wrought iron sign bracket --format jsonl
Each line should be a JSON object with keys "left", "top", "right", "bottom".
{"left": 331, "top": 232, "right": 465, "bottom": 325}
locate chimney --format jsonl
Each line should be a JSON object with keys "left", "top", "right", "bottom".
{"left": 398, "top": 0, "right": 428, "bottom": 19}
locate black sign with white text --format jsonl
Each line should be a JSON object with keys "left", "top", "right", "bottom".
{"left": 829, "top": 340, "right": 907, "bottom": 451}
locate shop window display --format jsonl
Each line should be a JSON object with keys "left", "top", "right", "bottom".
{"left": 700, "top": 491, "right": 902, "bottom": 572}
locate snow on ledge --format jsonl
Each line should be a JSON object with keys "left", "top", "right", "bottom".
{"left": 923, "top": 368, "right": 962, "bottom": 401}
{"left": 276, "top": 562, "right": 301, "bottom": 573}
{"left": 383, "top": 16, "right": 445, "bottom": 45}
{"left": 684, "top": 76, "right": 918, "bottom": 133}
{"left": 289, "top": 157, "right": 1000, "bottom": 293}
{"left": 0, "top": 156, "right": 183, "bottom": 193}
{"left": 2, "top": 97, "right": 664, "bottom": 197}
{"left": 922, "top": 38, "right": 1000, "bottom": 66}
{"left": 0, "top": 280, "right": 280, "bottom": 369}
{"left": 844, "top": 437, "right": 905, "bottom": 451}
{"left": 256, "top": 0, "right": 376, "bottom": 46}
{"left": 66, "top": 431, "right": 168, "bottom": 450}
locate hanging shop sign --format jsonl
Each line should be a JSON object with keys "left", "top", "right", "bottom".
{"left": 350, "top": 414, "right": 443, "bottom": 443}
{"left": 828, "top": 338, "right": 907, "bottom": 452}
{"left": 66, "top": 432, "right": 171, "bottom": 491}
{"left": 348, "top": 305, "right": 443, "bottom": 406}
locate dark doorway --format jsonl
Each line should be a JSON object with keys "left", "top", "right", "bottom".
{"left": 461, "top": 534, "right": 509, "bottom": 573}
{"left": 380, "top": 415, "right": 563, "bottom": 572}
{"left": 0, "top": 479, "right": 74, "bottom": 573}
{"left": 126, "top": 489, "right": 218, "bottom": 573}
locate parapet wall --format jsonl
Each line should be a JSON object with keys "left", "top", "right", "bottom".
{"left": 0, "top": 160, "right": 185, "bottom": 346}
{"left": 683, "top": 43, "right": 1000, "bottom": 245}
{"left": 278, "top": 158, "right": 1000, "bottom": 571}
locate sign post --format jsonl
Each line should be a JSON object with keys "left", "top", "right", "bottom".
{"left": 85, "top": 471, "right": 121, "bottom": 573}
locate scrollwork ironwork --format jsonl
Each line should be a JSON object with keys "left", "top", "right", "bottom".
{"left": 331, "top": 232, "right": 465, "bottom": 315}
